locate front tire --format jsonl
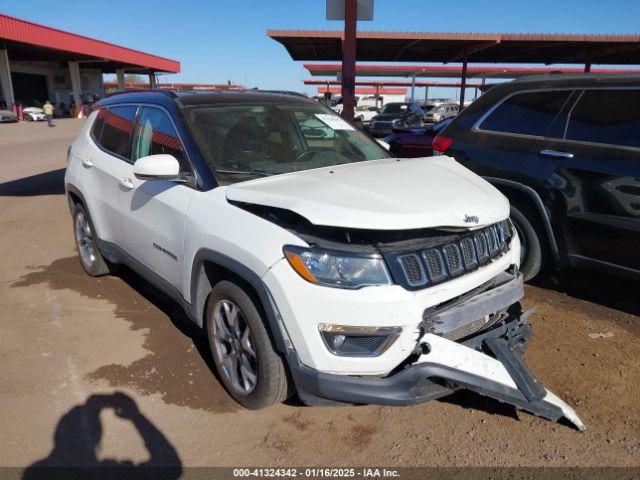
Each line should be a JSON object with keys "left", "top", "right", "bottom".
{"left": 510, "top": 204, "right": 544, "bottom": 282}
{"left": 206, "top": 280, "right": 290, "bottom": 409}
{"left": 73, "top": 203, "right": 114, "bottom": 276}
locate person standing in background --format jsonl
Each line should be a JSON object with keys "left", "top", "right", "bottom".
{"left": 43, "top": 100, "right": 54, "bottom": 127}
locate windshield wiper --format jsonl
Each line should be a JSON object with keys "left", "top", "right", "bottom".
{"left": 215, "top": 169, "right": 273, "bottom": 177}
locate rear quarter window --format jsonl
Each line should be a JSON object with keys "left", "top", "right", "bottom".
{"left": 566, "top": 89, "right": 640, "bottom": 149}
{"left": 479, "top": 90, "right": 572, "bottom": 136}
{"left": 91, "top": 108, "right": 107, "bottom": 140}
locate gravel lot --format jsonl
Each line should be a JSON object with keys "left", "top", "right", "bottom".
{"left": 0, "top": 119, "right": 639, "bottom": 475}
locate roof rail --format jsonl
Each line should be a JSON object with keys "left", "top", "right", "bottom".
{"left": 105, "top": 89, "right": 176, "bottom": 98}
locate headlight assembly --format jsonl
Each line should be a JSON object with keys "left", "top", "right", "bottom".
{"left": 283, "top": 245, "right": 392, "bottom": 288}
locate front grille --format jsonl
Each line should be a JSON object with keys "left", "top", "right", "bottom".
{"left": 388, "top": 220, "right": 513, "bottom": 290}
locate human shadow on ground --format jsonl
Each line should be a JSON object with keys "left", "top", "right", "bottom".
{"left": 22, "top": 391, "right": 182, "bottom": 480}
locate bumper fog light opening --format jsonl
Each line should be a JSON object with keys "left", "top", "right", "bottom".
{"left": 319, "top": 324, "right": 402, "bottom": 357}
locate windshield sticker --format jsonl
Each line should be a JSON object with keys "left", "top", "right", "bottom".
{"left": 314, "top": 114, "right": 355, "bottom": 131}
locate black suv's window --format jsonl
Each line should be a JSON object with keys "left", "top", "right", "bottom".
{"left": 566, "top": 89, "right": 640, "bottom": 149}
{"left": 132, "top": 107, "right": 191, "bottom": 173}
{"left": 99, "top": 106, "right": 137, "bottom": 160}
{"left": 480, "top": 90, "right": 572, "bottom": 136}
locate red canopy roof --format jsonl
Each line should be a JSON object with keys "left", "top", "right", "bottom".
{"left": 0, "top": 14, "right": 180, "bottom": 73}
{"left": 318, "top": 86, "right": 407, "bottom": 95}
{"left": 268, "top": 30, "right": 640, "bottom": 65}
{"left": 304, "top": 64, "right": 640, "bottom": 79}
{"left": 305, "top": 79, "right": 482, "bottom": 88}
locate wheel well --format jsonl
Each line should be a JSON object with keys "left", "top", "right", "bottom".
{"left": 67, "top": 190, "right": 82, "bottom": 214}
{"left": 195, "top": 261, "right": 267, "bottom": 327}
{"left": 493, "top": 184, "right": 557, "bottom": 263}
{"left": 193, "top": 259, "right": 287, "bottom": 353}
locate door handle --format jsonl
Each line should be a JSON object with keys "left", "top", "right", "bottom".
{"left": 80, "top": 157, "right": 93, "bottom": 167}
{"left": 119, "top": 177, "right": 134, "bottom": 189}
{"left": 539, "top": 149, "right": 574, "bottom": 159}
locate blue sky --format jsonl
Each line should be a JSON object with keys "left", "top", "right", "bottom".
{"left": 5, "top": 0, "right": 640, "bottom": 98}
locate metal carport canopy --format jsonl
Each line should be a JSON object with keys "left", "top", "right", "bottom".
{"left": 303, "top": 64, "right": 639, "bottom": 78}
{"left": 268, "top": 30, "right": 640, "bottom": 65}
{"left": 304, "top": 79, "right": 482, "bottom": 88}
{"left": 0, "top": 14, "right": 180, "bottom": 73}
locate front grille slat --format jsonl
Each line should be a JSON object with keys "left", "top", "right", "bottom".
{"left": 397, "top": 253, "right": 427, "bottom": 287}
{"left": 442, "top": 243, "right": 464, "bottom": 277}
{"left": 393, "top": 221, "right": 513, "bottom": 290}
{"left": 422, "top": 249, "right": 448, "bottom": 283}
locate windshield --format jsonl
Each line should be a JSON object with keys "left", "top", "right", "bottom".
{"left": 184, "top": 102, "right": 389, "bottom": 184}
{"left": 380, "top": 103, "right": 410, "bottom": 114}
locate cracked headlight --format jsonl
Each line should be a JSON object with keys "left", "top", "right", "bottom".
{"left": 283, "top": 245, "right": 392, "bottom": 288}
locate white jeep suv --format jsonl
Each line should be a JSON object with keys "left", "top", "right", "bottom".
{"left": 65, "top": 90, "right": 583, "bottom": 429}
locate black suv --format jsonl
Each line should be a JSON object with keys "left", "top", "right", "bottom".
{"left": 435, "top": 74, "right": 640, "bottom": 282}
{"left": 369, "top": 102, "right": 425, "bottom": 137}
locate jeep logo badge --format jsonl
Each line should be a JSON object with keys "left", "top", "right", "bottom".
{"left": 464, "top": 214, "right": 479, "bottom": 224}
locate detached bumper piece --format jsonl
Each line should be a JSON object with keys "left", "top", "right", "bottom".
{"left": 290, "top": 272, "right": 584, "bottom": 430}
{"left": 417, "top": 332, "right": 585, "bottom": 431}
{"left": 290, "top": 310, "right": 585, "bottom": 431}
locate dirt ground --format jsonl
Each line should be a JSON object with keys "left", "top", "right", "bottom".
{"left": 0, "top": 119, "right": 639, "bottom": 473}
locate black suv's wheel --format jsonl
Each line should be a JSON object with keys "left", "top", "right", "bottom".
{"left": 206, "top": 280, "right": 290, "bottom": 409}
{"left": 73, "top": 203, "right": 115, "bottom": 276}
{"left": 510, "top": 204, "right": 544, "bottom": 282}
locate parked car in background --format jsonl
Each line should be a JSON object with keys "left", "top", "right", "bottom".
{"left": 384, "top": 117, "right": 453, "bottom": 158}
{"left": 355, "top": 105, "right": 380, "bottom": 126}
{"left": 0, "top": 109, "right": 17, "bottom": 123}
{"left": 63, "top": 89, "right": 582, "bottom": 429}
{"left": 424, "top": 102, "right": 459, "bottom": 124}
{"left": 369, "top": 102, "right": 425, "bottom": 136}
{"left": 23, "top": 107, "right": 46, "bottom": 121}
{"left": 434, "top": 73, "right": 640, "bottom": 283}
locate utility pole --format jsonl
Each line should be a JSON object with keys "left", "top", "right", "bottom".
{"left": 341, "top": 0, "right": 357, "bottom": 121}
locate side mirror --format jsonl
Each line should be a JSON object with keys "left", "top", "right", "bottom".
{"left": 133, "top": 154, "right": 180, "bottom": 181}
{"left": 376, "top": 139, "right": 390, "bottom": 151}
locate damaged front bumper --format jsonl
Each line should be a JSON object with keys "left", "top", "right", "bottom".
{"left": 288, "top": 274, "right": 585, "bottom": 431}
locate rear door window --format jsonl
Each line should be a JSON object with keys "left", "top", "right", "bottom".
{"left": 566, "top": 89, "right": 640, "bottom": 149}
{"left": 480, "top": 90, "right": 572, "bottom": 136}
{"left": 99, "top": 106, "right": 137, "bottom": 161}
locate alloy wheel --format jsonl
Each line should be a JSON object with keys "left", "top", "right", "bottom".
{"left": 75, "top": 212, "right": 97, "bottom": 268}
{"left": 211, "top": 299, "right": 258, "bottom": 394}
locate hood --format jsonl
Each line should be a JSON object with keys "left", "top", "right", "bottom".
{"left": 225, "top": 156, "right": 509, "bottom": 231}
{"left": 372, "top": 113, "right": 409, "bottom": 122}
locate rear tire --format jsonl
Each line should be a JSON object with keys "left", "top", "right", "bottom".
{"left": 206, "top": 280, "right": 290, "bottom": 409}
{"left": 72, "top": 203, "right": 115, "bottom": 277}
{"left": 510, "top": 204, "right": 544, "bottom": 282}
